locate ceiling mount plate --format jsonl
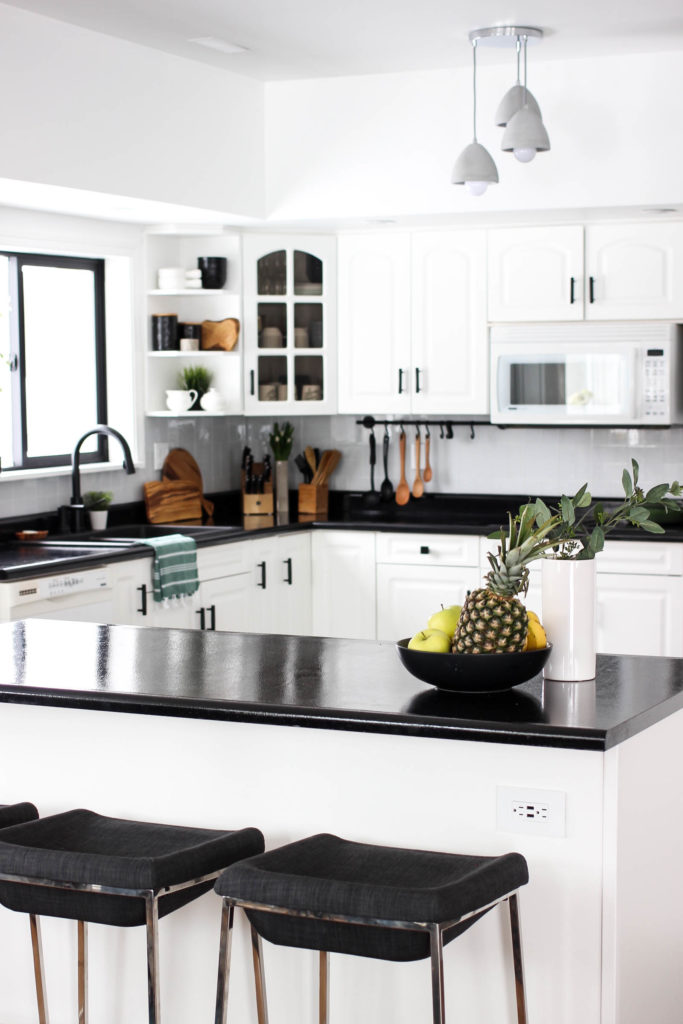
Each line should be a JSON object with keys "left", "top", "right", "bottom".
{"left": 469, "top": 26, "right": 544, "bottom": 47}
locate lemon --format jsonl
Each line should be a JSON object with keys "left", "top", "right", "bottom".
{"left": 525, "top": 618, "right": 547, "bottom": 651}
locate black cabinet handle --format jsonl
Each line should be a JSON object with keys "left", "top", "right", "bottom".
{"left": 136, "top": 584, "right": 147, "bottom": 616}
{"left": 250, "top": 369, "right": 255, "bottom": 396}
{"left": 398, "top": 368, "right": 404, "bottom": 394}
{"left": 196, "top": 607, "right": 206, "bottom": 630}
{"left": 257, "top": 561, "right": 267, "bottom": 588}
{"left": 420, "top": 545, "right": 430, "bottom": 554}
{"left": 589, "top": 276, "right": 595, "bottom": 303}
{"left": 569, "top": 277, "right": 575, "bottom": 304}
{"left": 208, "top": 604, "right": 216, "bottom": 631}
{"left": 283, "top": 557, "right": 293, "bottom": 584}
{"left": 415, "top": 367, "right": 422, "bottom": 393}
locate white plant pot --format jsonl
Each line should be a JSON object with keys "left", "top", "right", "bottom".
{"left": 541, "top": 558, "right": 597, "bottom": 681}
{"left": 88, "top": 509, "right": 109, "bottom": 531}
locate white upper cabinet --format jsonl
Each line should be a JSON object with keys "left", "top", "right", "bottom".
{"left": 338, "top": 230, "right": 488, "bottom": 415}
{"left": 411, "top": 230, "right": 488, "bottom": 415}
{"left": 337, "top": 232, "right": 412, "bottom": 414}
{"left": 488, "top": 221, "right": 683, "bottom": 322}
{"left": 242, "top": 234, "right": 337, "bottom": 416}
{"left": 584, "top": 223, "right": 683, "bottom": 320}
{"left": 487, "top": 226, "right": 584, "bottom": 322}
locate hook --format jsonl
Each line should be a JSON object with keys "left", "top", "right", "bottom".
{"left": 446, "top": 423, "right": 454, "bottom": 439}
{"left": 425, "top": 424, "right": 430, "bottom": 439}
{"left": 415, "top": 423, "right": 420, "bottom": 438}
{"left": 439, "top": 422, "right": 445, "bottom": 439}
{"left": 384, "top": 423, "right": 390, "bottom": 438}
{"left": 399, "top": 422, "right": 405, "bottom": 438}
{"left": 470, "top": 423, "right": 476, "bottom": 440}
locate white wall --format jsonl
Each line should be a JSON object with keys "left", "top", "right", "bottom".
{"left": 265, "top": 51, "right": 683, "bottom": 220}
{"left": 0, "top": 3, "right": 265, "bottom": 218}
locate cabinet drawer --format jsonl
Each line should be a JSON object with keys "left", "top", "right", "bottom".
{"left": 197, "top": 540, "right": 252, "bottom": 581}
{"left": 376, "top": 533, "right": 480, "bottom": 566}
{"left": 597, "top": 541, "right": 683, "bottom": 576}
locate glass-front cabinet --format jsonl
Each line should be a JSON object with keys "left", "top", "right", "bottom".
{"left": 243, "top": 236, "right": 336, "bottom": 415}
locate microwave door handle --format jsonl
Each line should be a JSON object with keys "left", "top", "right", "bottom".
{"left": 496, "top": 354, "right": 508, "bottom": 412}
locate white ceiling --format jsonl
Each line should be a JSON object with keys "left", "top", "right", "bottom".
{"left": 5, "top": 0, "right": 683, "bottom": 80}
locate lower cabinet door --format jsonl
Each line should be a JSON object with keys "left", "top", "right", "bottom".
{"left": 311, "top": 531, "right": 377, "bottom": 639}
{"left": 199, "top": 573, "right": 254, "bottom": 633}
{"left": 376, "top": 563, "right": 480, "bottom": 643}
{"left": 596, "top": 573, "right": 683, "bottom": 657}
{"left": 274, "top": 533, "right": 312, "bottom": 636}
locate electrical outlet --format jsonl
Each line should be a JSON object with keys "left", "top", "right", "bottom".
{"left": 496, "top": 786, "right": 566, "bottom": 838}
{"left": 153, "top": 443, "right": 170, "bottom": 470}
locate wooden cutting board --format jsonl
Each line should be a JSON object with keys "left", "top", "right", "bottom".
{"left": 143, "top": 481, "right": 202, "bottom": 524}
{"left": 162, "top": 448, "right": 214, "bottom": 519}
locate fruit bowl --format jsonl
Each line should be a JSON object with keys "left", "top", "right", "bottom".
{"left": 396, "top": 640, "right": 552, "bottom": 693}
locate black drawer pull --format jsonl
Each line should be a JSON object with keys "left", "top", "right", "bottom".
{"left": 415, "top": 367, "right": 422, "bottom": 393}
{"left": 257, "top": 561, "right": 267, "bottom": 588}
{"left": 208, "top": 604, "right": 216, "bottom": 631}
{"left": 284, "top": 557, "right": 293, "bottom": 585}
{"left": 136, "top": 584, "right": 147, "bottom": 616}
{"left": 589, "top": 276, "right": 595, "bottom": 303}
{"left": 398, "top": 368, "right": 404, "bottom": 394}
{"left": 420, "top": 545, "right": 430, "bottom": 554}
{"left": 196, "top": 607, "right": 206, "bottom": 630}
{"left": 569, "top": 276, "right": 575, "bottom": 304}
{"left": 250, "top": 369, "right": 255, "bottom": 395}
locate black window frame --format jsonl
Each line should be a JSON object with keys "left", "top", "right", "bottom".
{"left": 2, "top": 251, "right": 108, "bottom": 470}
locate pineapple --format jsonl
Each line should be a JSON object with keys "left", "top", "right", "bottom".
{"left": 453, "top": 503, "right": 560, "bottom": 655}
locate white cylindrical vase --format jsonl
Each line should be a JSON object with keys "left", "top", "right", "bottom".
{"left": 541, "top": 558, "right": 597, "bottom": 681}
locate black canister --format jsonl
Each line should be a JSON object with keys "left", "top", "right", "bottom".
{"left": 151, "top": 314, "right": 178, "bottom": 351}
{"left": 197, "top": 257, "right": 227, "bottom": 290}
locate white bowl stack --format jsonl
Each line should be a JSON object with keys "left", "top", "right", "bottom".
{"left": 157, "top": 267, "right": 205, "bottom": 291}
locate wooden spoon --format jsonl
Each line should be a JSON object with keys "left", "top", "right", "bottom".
{"left": 395, "top": 432, "right": 410, "bottom": 506}
{"left": 305, "top": 446, "right": 317, "bottom": 477}
{"left": 423, "top": 432, "right": 433, "bottom": 483}
{"left": 412, "top": 433, "right": 424, "bottom": 499}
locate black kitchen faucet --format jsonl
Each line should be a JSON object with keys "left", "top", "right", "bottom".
{"left": 63, "top": 425, "right": 135, "bottom": 532}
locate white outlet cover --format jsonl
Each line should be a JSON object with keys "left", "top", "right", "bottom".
{"left": 496, "top": 785, "right": 566, "bottom": 838}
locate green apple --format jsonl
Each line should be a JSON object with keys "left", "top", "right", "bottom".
{"left": 407, "top": 628, "right": 451, "bottom": 653}
{"left": 427, "top": 604, "right": 462, "bottom": 638}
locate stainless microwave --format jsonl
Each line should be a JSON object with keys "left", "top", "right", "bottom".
{"left": 490, "top": 322, "right": 683, "bottom": 426}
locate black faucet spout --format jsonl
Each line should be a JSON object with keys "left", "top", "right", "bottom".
{"left": 70, "top": 425, "right": 135, "bottom": 510}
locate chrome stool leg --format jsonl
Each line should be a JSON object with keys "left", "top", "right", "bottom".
{"left": 429, "top": 923, "right": 445, "bottom": 1024}
{"left": 319, "top": 950, "right": 329, "bottom": 1024}
{"left": 144, "top": 895, "right": 160, "bottom": 1024}
{"left": 29, "top": 914, "right": 49, "bottom": 1024}
{"left": 250, "top": 923, "right": 269, "bottom": 1024}
{"left": 77, "top": 921, "right": 88, "bottom": 1024}
{"left": 214, "top": 901, "right": 235, "bottom": 1024}
{"left": 508, "top": 894, "right": 528, "bottom": 1024}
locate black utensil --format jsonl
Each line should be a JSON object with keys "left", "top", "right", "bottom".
{"left": 295, "top": 453, "right": 311, "bottom": 482}
{"left": 380, "top": 429, "right": 393, "bottom": 501}
{"left": 362, "top": 430, "right": 381, "bottom": 507}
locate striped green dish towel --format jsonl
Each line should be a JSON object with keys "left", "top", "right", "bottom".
{"left": 139, "top": 534, "right": 199, "bottom": 603}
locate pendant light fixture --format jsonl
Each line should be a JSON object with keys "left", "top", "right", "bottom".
{"left": 501, "top": 33, "right": 550, "bottom": 162}
{"left": 495, "top": 35, "right": 542, "bottom": 127}
{"left": 451, "top": 37, "right": 498, "bottom": 196}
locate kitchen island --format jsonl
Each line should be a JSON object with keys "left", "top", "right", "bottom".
{"left": 0, "top": 619, "right": 681, "bottom": 1024}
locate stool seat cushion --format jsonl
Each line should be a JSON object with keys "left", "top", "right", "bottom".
{"left": 0, "top": 803, "right": 39, "bottom": 829}
{"left": 215, "top": 833, "right": 528, "bottom": 962}
{"left": 0, "top": 809, "right": 264, "bottom": 928}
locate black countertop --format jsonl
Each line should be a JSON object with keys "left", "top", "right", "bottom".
{"left": 1, "top": 619, "right": 682, "bottom": 752}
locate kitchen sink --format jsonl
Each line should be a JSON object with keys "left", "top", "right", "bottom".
{"left": 51, "top": 523, "right": 245, "bottom": 543}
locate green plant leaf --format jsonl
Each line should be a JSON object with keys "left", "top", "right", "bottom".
{"left": 628, "top": 506, "right": 650, "bottom": 523}
{"left": 587, "top": 525, "right": 605, "bottom": 554}
{"left": 645, "top": 483, "right": 670, "bottom": 502}
{"left": 560, "top": 495, "right": 575, "bottom": 525}
{"left": 631, "top": 459, "right": 639, "bottom": 486}
{"left": 639, "top": 520, "right": 666, "bottom": 534}
{"left": 533, "top": 498, "right": 552, "bottom": 526}
{"left": 622, "top": 468, "right": 633, "bottom": 497}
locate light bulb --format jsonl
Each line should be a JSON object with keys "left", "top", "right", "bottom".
{"left": 465, "top": 180, "right": 489, "bottom": 196}
{"left": 513, "top": 147, "right": 537, "bottom": 163}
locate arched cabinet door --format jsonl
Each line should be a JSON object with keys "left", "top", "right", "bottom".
{"left": 487, "top": 225, "right": 584, "bottom": 322}
{"left": 244, "top": 236, "right": 336, "bottom": 415}
{"left": 585, "top": 223, "right": 683, "bottom": 320}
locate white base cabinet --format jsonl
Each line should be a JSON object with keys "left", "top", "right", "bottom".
{"left": 311, "top": 531, "right": 376, "bottom": 639}
{"left": 244, "top": 532, "right": 312, "bottom": 636}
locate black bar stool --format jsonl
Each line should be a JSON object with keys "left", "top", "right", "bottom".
{"left": 214, "top": 832, "right": 529, "bottom": 1024}
{"left": 0, "top": 807, "right": 264, "bottom": 1024}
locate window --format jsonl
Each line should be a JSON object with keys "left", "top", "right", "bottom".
{"left": 0, "top": 252, "right": 108, "bottom": 470}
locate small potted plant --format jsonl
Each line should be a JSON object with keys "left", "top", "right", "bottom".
{"left": 178, "top": 365, "right": 213, "bottom": 410}
{"left": 84, "top": 490, "right": 113, "bottom": 531}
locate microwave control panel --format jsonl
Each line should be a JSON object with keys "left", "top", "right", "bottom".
{"left": 643, "top": 348, "right": 668, "bottom": 420}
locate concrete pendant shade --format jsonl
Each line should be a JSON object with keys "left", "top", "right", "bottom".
{"left": 494, "top": 84, "right": 541, "bottom": 127}
{"left": 501, "top": 106, "right": 550, "bottom": 153}
{"left": 451, "top": 141, "right": 499, "bottom": 185}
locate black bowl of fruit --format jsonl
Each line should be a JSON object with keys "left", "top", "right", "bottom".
{"left": 396, "top": 604, "right": 551, "bottom": 693}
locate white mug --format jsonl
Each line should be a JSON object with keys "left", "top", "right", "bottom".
{"left": 166, "top": 389, "right": 197, "bottom": 412}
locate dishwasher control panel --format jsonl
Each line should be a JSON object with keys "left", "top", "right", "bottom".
{"left": 10, "top": 568, "right": 110, "bottom": 607}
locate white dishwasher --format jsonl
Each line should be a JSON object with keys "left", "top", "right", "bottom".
{"left": 0, "top": 566, "right": 116, "bottom": 623}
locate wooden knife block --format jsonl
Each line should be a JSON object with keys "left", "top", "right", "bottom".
{"left": 242, "top": 464, "right": 274, "bottom": 528}
{"left": 298, "top": 483, "right": 328, "bottom": 521}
